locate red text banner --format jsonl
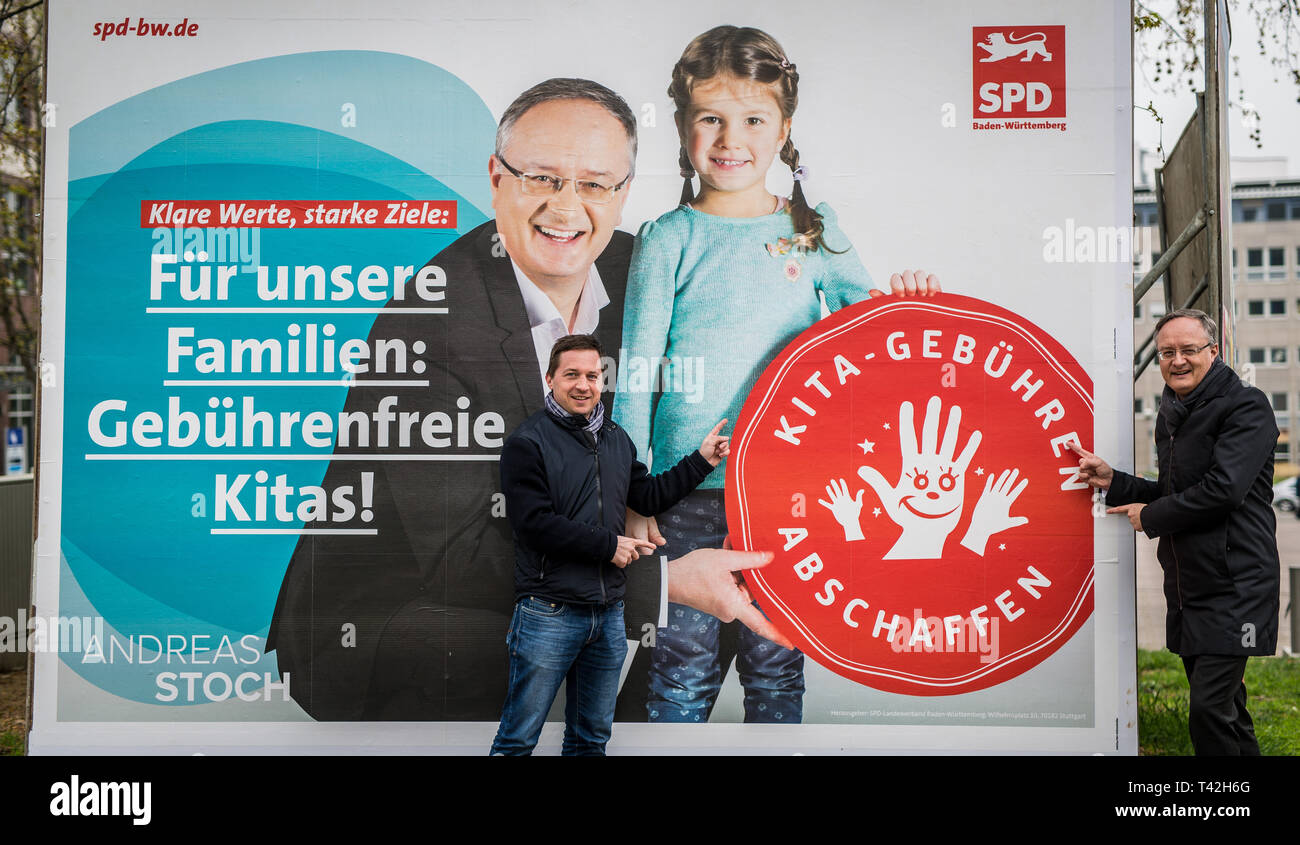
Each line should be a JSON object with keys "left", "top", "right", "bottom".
{"left": 139, "top": 200, "right": 457, "bottom": 229}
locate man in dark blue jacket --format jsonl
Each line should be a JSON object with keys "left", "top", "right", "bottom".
{"left": 1071, "top": 309, "right": 1279, "bottom": 755}
{"left": 490, "top": 334, "right": 729, "bottom": 755}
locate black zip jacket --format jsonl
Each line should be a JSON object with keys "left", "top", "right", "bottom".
{"left": 500, "top": 408, "right": 714, "bottom": 606}
{"left": 1107, "top": 358, "right": 1279, "bottom": 656}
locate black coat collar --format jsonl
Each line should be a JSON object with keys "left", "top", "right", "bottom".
{"left": 1159, "top": 357, "right": 1235, "bottom": 434}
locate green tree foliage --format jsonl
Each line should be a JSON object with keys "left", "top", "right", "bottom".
{"left": 1136, "top": 0, "right": 1300, "bottom": 148}
{"left": 0, "top": 0, "right": 41, "bottom": 390}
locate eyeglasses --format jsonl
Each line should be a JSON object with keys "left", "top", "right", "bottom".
{"left": 1156, "top": 341, "right": 1215, "bottom": 361}
{"left": 495, "top": 154, "right": 629, "bottom": 204}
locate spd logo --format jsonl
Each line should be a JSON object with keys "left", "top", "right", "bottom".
{"left": 726, "top": 294, "right": 1093, "bottom": 696}
{"left": 972, "top": 26, "right": 1065, "bottom": 118}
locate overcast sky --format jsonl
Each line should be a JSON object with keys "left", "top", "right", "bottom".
{"left": 1133, "top": 10, "right": 1300, "bottom": 180}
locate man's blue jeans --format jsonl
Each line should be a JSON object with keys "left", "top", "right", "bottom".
{"left": 490, "top": 596, "right": 627, "bottom": 756}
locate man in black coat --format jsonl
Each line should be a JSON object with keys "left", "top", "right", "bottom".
{"left": 490, "top": 334, "right": 727, "bottom": 754}
{"left": 266, "top": 78, "right": 781, "bottom": 722}
{"left": 1071, "top": 309, "right": 1279, "bottom": 755}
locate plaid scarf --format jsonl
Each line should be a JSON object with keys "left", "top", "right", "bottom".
{"left": 544, "top": 390, "right": 605, "bottom": 441}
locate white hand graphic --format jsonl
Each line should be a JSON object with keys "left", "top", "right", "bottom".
{"left": 818, "top": 478, "right": 865, "bottom": 542}
{"left": 857, "top": 396, "right": 981, "bottom": 559}
{"left": 960, "top": 468, "right": 1029, "bottom": 556}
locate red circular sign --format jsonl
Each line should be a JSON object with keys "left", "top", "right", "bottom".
{"left": 727, "top": 294, "right": 1094, "bottom": 695}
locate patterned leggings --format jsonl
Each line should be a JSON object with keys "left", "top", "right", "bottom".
{"left": 645, "top": 490, "right": 805, "bottom": 723}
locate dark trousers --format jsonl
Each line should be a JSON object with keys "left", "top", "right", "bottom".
{"left": 1181, "top": 654, "right": 1260, "bottom": 756}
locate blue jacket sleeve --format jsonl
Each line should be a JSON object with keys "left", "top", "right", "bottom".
{"left": 613, "top": 218, "right": 679, "bottom": 467}
{"left": 500, "top": 434, "right": 618, "bottom": 565}
{"left": 626, "top": 446, "right": 715, "bottom": 518}
{"left": 812, "top": 203, "right": 879, "bottom": 310}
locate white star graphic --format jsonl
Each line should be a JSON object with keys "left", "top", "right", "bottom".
{"left": 872, "top": 507, "right": 882, "bottom": 517}
{"left": 974, "top": 466, "right": 985, "bottom": 476}
{"left": 859, "top": 438, "right": 875, "bottom": 454}
{"left": 998, "top": 543, "right": 1006, "bottom": 551}
{"left": 883, "top": 422, "right": 891, "bottom": 430}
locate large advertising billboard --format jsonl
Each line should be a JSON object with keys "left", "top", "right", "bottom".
{"left": 32, "top": 0, "right": 1136, "bottom": 753}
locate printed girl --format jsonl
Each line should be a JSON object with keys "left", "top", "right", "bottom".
{"left": 616, "top": 25, "right": 938, "bottom": 723}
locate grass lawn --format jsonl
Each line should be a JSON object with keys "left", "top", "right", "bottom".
{"left": 0, "top": 731, "right": 22, "bottom": 756}
{"left": 1138, "top": 649, "right": 1300, "bottom": 755}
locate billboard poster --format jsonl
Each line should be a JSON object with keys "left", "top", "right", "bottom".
{"left": 33, "top": 0, "right": 1136, "bottom": 753}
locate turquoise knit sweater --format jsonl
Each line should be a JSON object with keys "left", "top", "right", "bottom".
{"left": 614, "top": 202, "right": 876, "bottom": 487}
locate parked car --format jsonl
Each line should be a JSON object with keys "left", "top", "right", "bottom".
{"left": 1273, "top": 478, "right": 1298, "bottom": 512}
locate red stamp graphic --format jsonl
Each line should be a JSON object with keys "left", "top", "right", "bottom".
{"left": 972, "top": 25, "right": 1066, "bottom": 119}
{"left": 727, "top": 294, "right": 1094, "bottom": 695}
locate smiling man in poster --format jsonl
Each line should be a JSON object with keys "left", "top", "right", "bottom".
{"left": 267, "top": 78, "right": 782, "bottom": 721}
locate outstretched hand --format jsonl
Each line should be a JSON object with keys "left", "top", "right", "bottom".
{"left": 818, "top": 478, "right": 865, "bottom": 542}
{"left": 959, "top": 468, "right": 1030, "bottom": 556}
{"left": 867, "top": 269, "right": 942, "bottom": 298}
{"left": 857, "top": 395, "right": 981, "bottom": 559}
{"left": 1067, "top": 442, "right": 1114, "bottom": 490}
{"left": 698, "top": 419, "right": 731, "bottom": 467}
{"left": 612, "top": 535, "right": 659, "bottom": 568}
{"left": 666, "top": 548, "right": 794, "bottom": 649}
{"left": 1107, "top": 502, "right": 1146, "bottom": 532}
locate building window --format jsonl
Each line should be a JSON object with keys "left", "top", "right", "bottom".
{"left": 1, "top": 190, "right": 34, "bottom": 293}
{"left": 1133, "top": 303, "right": 1141, "bottom": 319}
{"left": 6, "top": 390, "right": 33, "bottom": 429}
{"left": 1237, "top": 298, "right": 1286, "bottom": 316}
{"left": 1272, "top": 347, "right": 1288, "bottom": 365}
{"left": 1150, "top": 300, "right": 1166, "bottom": 318}
{"left": 1134, "top": 397, "right": 1144, "bottom": 414}
{"left": 1267, "top": 202, "right": 1286, "bottom": 221}
{"left": 1269, "top": 247, "right": 1286, "bottom": 280}
{"left": 1249, "top": 348, "right": 1266, "bottom": 364}
{"left": 1272, "top": 392, "right": 1289, "bottom": 411}
{"left": 1243, "top": 206, "right": 1259, "bottom": 222}
{"left": 1278, "top": 442, "right": 1292, "bottom": 463}
{"left": 1247, "top": 247, "right": 1264, "bottom": 280}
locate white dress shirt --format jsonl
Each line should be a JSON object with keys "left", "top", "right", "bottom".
{"left": 510, "top": 260, "right": 610, "bottom": 395}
